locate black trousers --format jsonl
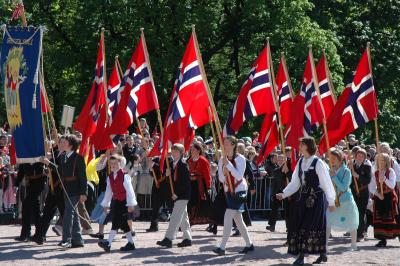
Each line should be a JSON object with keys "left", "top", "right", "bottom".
{"left": 111, "top": 199, "right": 130, "bottom": 233}
{"left": 20, "top": 181, "right": 45, "bottom": 237}
{"left": 150, "top": 182, "right": 172, "bottom": 225}
{"left": 354, "top": 191, "right": 369, "bottom": 238}
{"left": 39, "top": 187, "right": 65, "bottom": 237}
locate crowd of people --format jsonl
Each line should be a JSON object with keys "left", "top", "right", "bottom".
{"left": 1, "top": 119, "right": 400, "bottom": 265}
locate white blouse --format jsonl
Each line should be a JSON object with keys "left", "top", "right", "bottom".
{"left": 369, "top": 168, "right": 396, "bottom": 195}
{"left": 282, "top": 155, "right": 336, "bottom": 207}
{"left": 218, "top": 154, "right": 248, "bottom": 193}
{"left": 101, "top": 172, "right": 138, "bottom": 207}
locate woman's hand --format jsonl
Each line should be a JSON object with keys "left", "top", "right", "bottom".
{"left": 127, "top": 206, "right": 134, "bottom": 213}
{"left": 328, "top": 206, "right": 336, "bottom": 212}
{"left": 377, "top": 193, "right": 384, "bottom": 200}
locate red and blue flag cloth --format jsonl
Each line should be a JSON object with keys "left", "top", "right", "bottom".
{"left": 107, "top": 33, "right": 159, "bottom": 135}
{"left": 159, "top": 33, "right": 211, "bottom": 169}
{"left": 275, "top": 56, "right": 293, "bottom": 126}
{"left": 316, "top": 53, "right": 335, "bottom": 119}
{"left": 319, "top": 49, "right": 378, "bottom": 154}
{"left": 256, "top": 113, "right": 279, "bottom": 165}
{"left": 91, "top": 62, "right": 121, "bottom": 151}
{"left": 73, "top": 32, "right": 106, "bottom": 156}
{"left": 223, "top": 46, "right": 276, "bottom": 136}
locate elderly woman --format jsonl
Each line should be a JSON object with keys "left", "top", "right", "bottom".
{"left": 370, "top": 153, "right": 400, "bottom": 247}
{"left": 326, "top": 149, "right": 359, "bottom": 251}
{"left": 276, "top": 137, "right": 336, "bottom": 265}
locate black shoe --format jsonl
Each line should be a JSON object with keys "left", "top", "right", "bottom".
{"left": 313, "top": 254, "right": 328, "bottom": 264}
{"left": 156, "top": 238, "right": 172, "bottom": 248}
{"left": 239, "top": 244, "right": 254, "bottom": 254}
{"left": 375, "top": 240, "right": 387, "bottom": 247}
{"left": 98, "top": 240, "right": 111, "bottom": 253}
{"left": 232, "top": 228, "right": 240, "bottom": 237}
{"left": 57, "top": 241, "right": 64, "bottom": 246}
{"left": 31, "top": 235, "right": 44, "bottom": 245}
{"left": 89, "top": 232, "right": 104, "bottom": 239}
{"left": 120, "top": 242, "right": 136, "bottom": 251}
{"left": 212, "top": 225, "right": 218, "bottom": 235}
{"left": 206, "top": 224, "right": 213, "bottom": 232}
{"left": 61, "top": 242, "right": 72, "bottom": 248}
{"left": 356, "top": 236, "right": 364, "bottom": 242}
{"left": 71, "top": 242, "right": 84, "bottom": 248}
{"left": 177, "top": 239, "right": 192, "bottom": 248}
{"left": 212, "top": 247, "right": 225, "bottom": 256}
{"left": 14, "top": 236, "right": 30, "bottom": 242}
{"left": 293, "top": 256, "right": 304, "bottom": 265}
{"left": 146, "top": 225, "right": 159, "bottom": 232}
{"left": 266, "top": 226, "right": 275, "bottom": 232}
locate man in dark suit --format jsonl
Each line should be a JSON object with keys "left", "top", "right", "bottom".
{"left": 14, "top": 162, "right": 46, "bottom": 242}
{"left": 157, "top": 144, "right": 192, "bottom": 248}
{"left": 44, "top": 134, "right": 87, "bottom": 248}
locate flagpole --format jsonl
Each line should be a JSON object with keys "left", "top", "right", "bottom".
{"left": 281, "top": 53, "right": 295, "bottom": 100}
{"left": 208, "top": 107, "right": 220, "bottom": 161}
{"left": 267, "top": 39, "right": 286, "bottom": 158}
{"left": 191, "top": 25, "right": 233, "bottom": 194}
{"left": 366, "top": 43, "right": 383, "bottom": 195}
{"left": 309, "top": 45, "right": 339, "bottom": 207}
{"left": 140, "top": 28, "right": 175, "bottom": 197}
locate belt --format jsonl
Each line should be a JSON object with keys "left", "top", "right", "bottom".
{"left": 63, "top": 176, "right": 78, "bottom": 182}
{"left": 26, "top": 174, "right": 43, "bottom": 180}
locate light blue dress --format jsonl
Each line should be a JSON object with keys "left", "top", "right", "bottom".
{"left": 326, "top": 163, "right": 359, "bottom": 231}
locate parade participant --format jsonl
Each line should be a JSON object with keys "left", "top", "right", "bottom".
{"left": 14, "top": 162, "right": 46, "bottom": 242}
{"left": 213, "top": 136, "right": 254, "bottom": 256}
{"left": 157, "top": 143, "right": 192, "bottom": 248}
{"left": 370, "top": 153, "right": 400, "bottom": 247}
{"left": 351, "top": 148, "right": 372, "bottom": 241}
{"left": 98, "top": 154, "right": 137, "bottom": 252}
{"left": 187, "top": 142, "right": 212, "bottom": 225}
{"left": 207, "top": 160, "right": 226, "bottom": 235}
{"left": 146, "top": 156, "right": 173, "bottom": 232}
{"left": 44, "top": 134, "right": 87, "bottom": 248}
{"left": 35, "top": 135, "right": 66, "bottom": 245}
{"left": 326, "top": 148, "right": 359, "bottom": 251}
{"left": 276, "top": 137, "right": 336, "bottom": 265}
{"left": 268, "top": 152, "right": 292, "bottom": 233}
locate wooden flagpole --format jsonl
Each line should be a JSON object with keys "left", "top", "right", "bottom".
{"left": 208, "top": 107, "right": 220, "bottom": 161}
{"left": 366, "top": 42, "right": 383, "bottom": 195}
{"left": 309, "top": 46, "right": 339, "bottom": 207}
{"left": 266, "top": 39, "right": 286, "bottom": 159}
{"left": 191, "top": 25, "right": 233, "bottom": 194}
{"left": 140, "top": 28, "right": 175, "bottom": 196}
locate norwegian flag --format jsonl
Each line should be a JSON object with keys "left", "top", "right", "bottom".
{"left": 223, "top": 45, "right": 276, "bottom": 136}
{"left": 108, "top": 32, "right": 159, "bottom": 135}
{"left": 91, "top": 61, "right": 122, "bottom": 151}
{"left": 275, "top": 55, "right": 293, "bottom": 126}
{"left": 286, "top": 50, "right": 323, "bottom": 150}
{"left": 73, "top": 32, "right": 106, "bottom": 156}
{"left": 159, "top": 32, "right": 212, "bottom": 169}
{"left": 257, "top": 113, "right": 279, "bottom": 165}
{"left": 316, "top": 53, "right": 336, "bottom": 119}
{"left": 319, "top": 48, "right": 378, "bottom": 154}
{"left": 107, "top": 62, "right": 121, "bottom": 121}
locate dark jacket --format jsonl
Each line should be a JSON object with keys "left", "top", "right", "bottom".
{"left": 59, "top": 152, "right": 87, "bottom": 197}
{"left": 271, "top": 164, "right": 292, "bottom": 196}
{"left": 16, "top": 163, "right": 46, "bottom": 192}
{"left": 245, "top": 160, "right": 258, "bottom": 191}
{"left": 172, "top": 158, "right": 191, "bottom": 201}
{"left": 351, "top": 162, "right": 371, "bottom": 194}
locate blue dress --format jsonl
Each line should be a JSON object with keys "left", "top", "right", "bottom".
{"left": 326, "top": 164, "right": 359, "bottom": 231}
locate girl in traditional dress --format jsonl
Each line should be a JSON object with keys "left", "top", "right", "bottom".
{"left": 370, "top": 153, "right": 400, "bottom": 247}
{"left": 326, "top": 148, "right": 359, "bottom": 251}
{"left": 187, "top": 142, "right": 212, "bottom": 225}
{"left": 276, "top": 137, "right": 336, "bottom": 265}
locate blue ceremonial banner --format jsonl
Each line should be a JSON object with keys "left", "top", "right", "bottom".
{"left": 1, "top": 26, "right": 45, "bottom": 163}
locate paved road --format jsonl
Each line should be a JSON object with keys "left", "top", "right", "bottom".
{"left": 0, "top": 221, "right": 399, "bottom": 265}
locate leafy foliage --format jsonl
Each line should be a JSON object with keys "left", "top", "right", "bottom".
{"left": 0, "top": 0, "right": 399, "bottom": 146}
